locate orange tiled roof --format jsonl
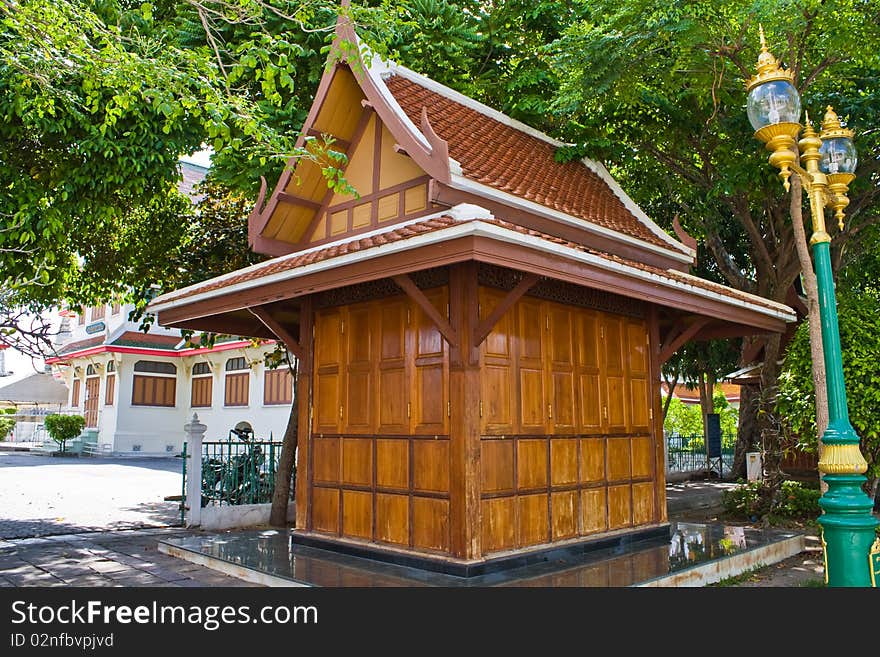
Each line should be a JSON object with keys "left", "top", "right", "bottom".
{"left": 55, "top": 335, "right": 104, "bottom": 356}
{"left": 151, "top": 212, "right": 791, "bottom": 318}
{"left": 384, "top": 74, "right": 677, "bottom": 251}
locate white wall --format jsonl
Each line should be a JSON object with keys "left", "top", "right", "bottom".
{"left": 112, "top": 354, "right": 186, "bottom": 454}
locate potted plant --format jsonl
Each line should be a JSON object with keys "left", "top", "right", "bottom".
{"left": 43, "top": 414, "right": 85, "bottom": 455}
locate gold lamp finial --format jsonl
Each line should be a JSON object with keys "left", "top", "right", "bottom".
{"left": 745, "top": 26, "right": 795, "bottom": 91}
{"left": 821, "top": 105, "right": 843, "bottom": 133}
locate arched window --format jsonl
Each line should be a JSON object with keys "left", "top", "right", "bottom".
{"left": 132, "top": 360, "right": 177, "bottom": 407}
{"left": 224, "top": 357, "right": 249, "bottom": 406}
{"left": 191, "top": 362, "right": 212, "bottom": 408}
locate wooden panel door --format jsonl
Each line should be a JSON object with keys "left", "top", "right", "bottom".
{"left": 600, "top": 316, "right": 627, "bottom": 432}
{"left": 84, "top": 377, "right": 100, "bottom": 428}
{"left": 626, "top": 320, "right": 651, "bottom": 434}
{"left": 479, "top": 287, "right": 517, "bottom": 435}
{"left": 314, "top": 309, "right": 344, "bottom": 433}
{"left": 376, "top": 299, "right": 409, "bottom": 433}
{"left": 344, "top": 304, "right": 373, "bottom": 433}
{"left": 546, "top": 306, "right": 577, "bottom": 433}
{"left": 518, "top": 297, "right": 546, "bottom": 434}
{"left": 411, "top": 288, "right": 448, "bottom": 434}
{"left": 575, "top": 311, "right": 603, "bottom": 434}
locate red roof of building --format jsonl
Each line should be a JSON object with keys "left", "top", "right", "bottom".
{"left": 384, "top": 74, "right": 675, "bottom": 251}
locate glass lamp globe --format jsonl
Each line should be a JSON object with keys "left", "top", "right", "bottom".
{"left": 747, "top": 80, "right": 801, "bottom": 131}
{"left": 819, "top": 137, "right": 857, "bottom": 175}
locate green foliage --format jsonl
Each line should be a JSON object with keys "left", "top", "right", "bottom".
{"left": 0, "top": 0, "right": 347, "bottom": 341}
{"left": 0, "top": 416, "right": 14, "bottom": 441}
{"left": 3, "top": 407, "right": 16, "bottom": 414}
{"left": 664, "top": 386, "right": 738, "bottom": 443}
{"left": 43, "top": 414, "right": 85, "bottom": 452}
{"left": 777, "top": 289, "right": 880, "bottom": 492}
{"left": 722, "top": 479, "right": 820, "bottom": 521}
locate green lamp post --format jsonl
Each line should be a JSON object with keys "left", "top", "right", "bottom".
{"left": 744, "top": 27, "right": 879, "bottom": 587}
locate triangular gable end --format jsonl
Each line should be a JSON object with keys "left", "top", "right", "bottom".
{"left": 250, "top": 15, "right": 695, "bottom": 271}
{"left": 249, "top": 19, "right": 451, "bottom": 257}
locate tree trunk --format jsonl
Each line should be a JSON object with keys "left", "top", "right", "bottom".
{"left": 756, "top": 334, "right": 785, "bottom": 518}
{"left": 732, "top": 383, "right": 760, "bottom": 479}
{"left": 788, "top": 175, "right": 828, "bottom": 493}
{"left": 269, "top": 360, "right": 299, "bottom": 528}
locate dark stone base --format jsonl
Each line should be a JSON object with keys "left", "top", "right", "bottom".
{"left": 291, "top": 524, "right": 671, "bottom": 578}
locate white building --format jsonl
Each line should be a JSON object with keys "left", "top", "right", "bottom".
{"left": 46, "top": 302, "right": 294, "bottom": 455}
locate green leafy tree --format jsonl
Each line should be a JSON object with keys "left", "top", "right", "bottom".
{"left": 0, "top": 0, "right": 351, "bottom": 356}
{"left": 43, "top": 414, "right": 86, "bottom": 453}
{"left": 0, "top": 416, "right": 15, "bottom": 441}
{"left": 777, "top": 289, "right": 880, "bottom": 505}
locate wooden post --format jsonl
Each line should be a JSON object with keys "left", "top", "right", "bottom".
{"left": 647, "top": 305, "right": 667, "bottom": 522}
{"left": 448, "top": 262, "right": 482, "bottom": 559}
{"left": 294, "top": 295, "right": 315, "bottom": 531}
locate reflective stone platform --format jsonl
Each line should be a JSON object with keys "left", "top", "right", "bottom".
{"left": 158, "top": 522, "right": 805, "bottom": 587}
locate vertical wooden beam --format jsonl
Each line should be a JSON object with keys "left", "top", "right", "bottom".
{"left": 647, "top": 304, "right": 667, "bottom": 523}
{"left": 294, "top": 295, "right": 315, "bottom": 531}
{"left": 448, "top": 262, "right": 482, "bottom": 559}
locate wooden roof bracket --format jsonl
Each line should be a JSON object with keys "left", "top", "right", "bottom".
{"left": 248, "top": 306, "right": 304, "bottom": 361}
{"left": 472, "top": 273, "right": 540, "bottom": 348}
{"left": 391, "top": 274, "right": 459, "bottom": 348}
{"left": 659, "top": 316, "right": 712, "bottom": 364}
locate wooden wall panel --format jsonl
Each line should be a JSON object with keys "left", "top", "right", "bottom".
{"left": 517, "top": 494, "right": 549, "bottom": 547}
{"left": 345, "top": 306, "right": 372, "bottom": 432}
{"left": 518, "top": 298, "right": 546, "bottom": 433}
{"left": 550, "top": 439, "right": 578, "bottom": 486}
{"left": 607, "top": 484, "right": 632, "bottom": 529}
{"left": 580, "top": 438, "right": 605, "bottom": 483}
{"left": 413, "top": 497, "right": 449, "bottom": 552}
{"left": 516, "top": 439, "right": 548, "bottom": 490}
{"left": 414, "top": 364, "right": 445, "bottom": 431}
{"left": 312, "top": 438, "right": 340, "bottom": 484}
{"left": 479, "top": 286, "right": 517, "bottom": 435}
{"left": 601, "top": 317, "right": 627, "bottom": 432}
{"left": 412, "top": 440, "right": 449, "bottom": 493}
{"left": 376, "top": 439, "right": 408, "bottom": 490}
{"left": 606, "top": 438, "right": 632, "bottom": 481}
{"left": 311, "top": 488, "right": 340, "bottom": 534}
{"left": 342, "top": 490, "right": 372, "bottom": 539}
{"left": 632, "top": 482, "right": 654, "bottom": 525}
{"left": 412, "top": 286, "right": 447, "bottom": 434}
{"left": 482, "top": 498, "right": 516, "bottom": 553}
{"left": 480, "top": 440, "right": 514, "bottom": 493}
{"left": 581, "top": 488, "right": 607, "bottom": 534}
{"left": 315, "top": 374, "right": 341, "bottom": 432}
{"left": 342, "top": 438, "right": 372, "bottom": 487}
{"left": 519, "top": 368, "right": 545, "bottom": 431}
{"left": 576, "top": 312, "right": 602, "bottom": 434}
{"left": 375, "top": 493, "right": 409, "bottom": 545}
{"left": 631, "top": 436, "right": 653, "bottom": 479}
{"left": 377, "top": 300, "right": 409, "bottom": 433}
{"left": 314, "top": 310, "right": 343, "bottom": 433}
{"left": 482, "top": 365, "right": 515, "bottom": 433}
{"left": 551, "top": 491, "right": 578, "bottom": 540}
{"left": 626, "top": 320, "right": 650, "bottom": 434}
{"left": 548, "top": 306, "right": 577, "bottom": 433}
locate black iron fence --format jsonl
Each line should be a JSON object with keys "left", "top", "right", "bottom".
{"left": 666, "top": 433, "right": 736, "bottom": 476}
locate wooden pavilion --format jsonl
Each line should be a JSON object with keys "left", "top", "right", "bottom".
{"left": 148, "top": 19, "right": 796, "bottom": 573}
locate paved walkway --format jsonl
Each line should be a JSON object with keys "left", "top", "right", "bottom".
{"left": 0, "top": 529, "right": 256, "bottom": 587}
{"left": 0, "top": 451, "right": 182, "bottom": 539}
